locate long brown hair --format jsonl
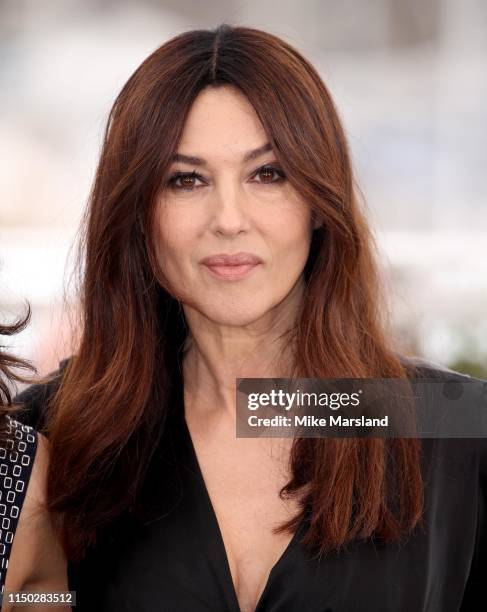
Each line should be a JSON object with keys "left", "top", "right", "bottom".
{"left": 46, "top": 23, "right": 424, "bottom": 561}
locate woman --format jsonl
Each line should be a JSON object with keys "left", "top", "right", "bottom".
{"left": 14, "top": 24, "right": 487, "bottom": 611}
{"left": 0, "top": 313, "right": 69, "bottom": 611}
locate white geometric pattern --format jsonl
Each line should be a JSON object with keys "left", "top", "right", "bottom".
{"left": 0, "top": 416, "right": 38, "bottom": 594}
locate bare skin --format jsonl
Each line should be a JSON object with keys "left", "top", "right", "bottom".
{"left": 2, "top": 432, "right": 70, "bottom": 612}
{"left": 184, "top": 394, "right": 301, "bottom": 612}
{"left": 155, "top": 84, "right": 321, "bottom": 611}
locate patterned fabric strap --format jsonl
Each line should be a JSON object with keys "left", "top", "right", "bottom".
{"left": 0, "top": 416, "right": 38, "bottom": 594}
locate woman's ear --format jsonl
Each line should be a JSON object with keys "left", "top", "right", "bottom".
{"left": 311, "top": 211, "right": 323, "bottom": 231}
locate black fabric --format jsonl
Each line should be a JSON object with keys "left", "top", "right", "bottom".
{"left": 12, "top": 361, "right": 487, "bottom": 611}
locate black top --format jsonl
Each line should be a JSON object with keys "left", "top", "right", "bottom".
{"left": 13, "top": 360, "right": 487, "bottom": 612}
{"left": 0, "top": 415, "right": 38, "bottom": 595}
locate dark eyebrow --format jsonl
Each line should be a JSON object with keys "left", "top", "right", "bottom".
{"left": 171, "top": 142, "right": 273, "bottom": 167}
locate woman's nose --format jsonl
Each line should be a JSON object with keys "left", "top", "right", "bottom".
{"left": 208, "top": 182, "right": 252, "bottom": 235}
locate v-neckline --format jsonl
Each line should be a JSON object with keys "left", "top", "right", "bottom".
{"left": 180, "top": 411, "right": 306, "bottom": 612}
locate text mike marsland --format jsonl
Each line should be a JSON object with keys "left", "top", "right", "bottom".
{"left": 248, "top": 414, "right": 389, "bottom": 427}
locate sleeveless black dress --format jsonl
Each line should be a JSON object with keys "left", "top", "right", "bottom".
{"left": 0, "top": 415, "right": 38, "bottom": 595}
{"left": 13, "top": 361, "right": 487, "bottom": 611}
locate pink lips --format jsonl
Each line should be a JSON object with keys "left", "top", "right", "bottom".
{"left": 201, "top": 252, "right": 262, "bottom": 280}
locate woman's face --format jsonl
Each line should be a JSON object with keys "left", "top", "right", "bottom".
{"left": 154, "top": 84, "right": 318, "bottom": 327}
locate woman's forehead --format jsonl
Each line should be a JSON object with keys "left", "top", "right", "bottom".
{"left": 176, "top": 87, "right": 268, "bottom": 159}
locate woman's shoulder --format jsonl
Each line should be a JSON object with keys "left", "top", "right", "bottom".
{"left": 398, "top": 353, "right": 481, "bottom": 382}
{"left": 1, "top": 420, "right": 68, "bottom": 599}
{"left": 398, "top": 355, "right": 487, "bottom": 471}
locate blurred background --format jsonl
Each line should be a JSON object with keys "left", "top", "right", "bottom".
{"left": 1, "top": 0, "right": 486, "bottom": 378}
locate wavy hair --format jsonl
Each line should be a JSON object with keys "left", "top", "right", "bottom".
{"left": 0, "top": 307, "right": 34, "bottom": 445}
{"left": 46, "top": 24, "right": 424, "bottom": 561}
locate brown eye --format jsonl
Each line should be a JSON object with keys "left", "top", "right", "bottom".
{"left": 168, "top": 171, "right": 204, "bottom": 191}
{"left": 179, "top": 175, "right": 196, "bottom": 189}
{"left": 254, "top": 165, "right": 286, "bottom": 185}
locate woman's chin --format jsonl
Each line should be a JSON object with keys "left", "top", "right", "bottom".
{"left": 199, "top": 302, "right": 269, "bottom": 327}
